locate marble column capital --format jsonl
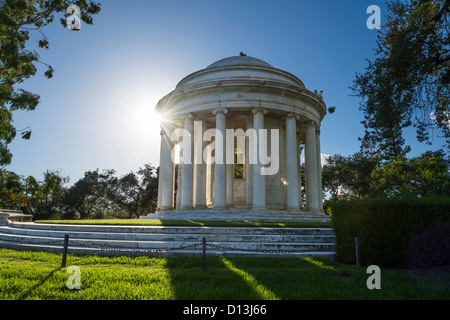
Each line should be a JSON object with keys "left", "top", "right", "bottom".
{"left": 251, "top": 107, "right": 268, "bottom": 115}
{"left": 212, "top": 108, "right": 228, "bottom": 115}
{"left": 286, "top": 113, "right": 300, "bottom": 120}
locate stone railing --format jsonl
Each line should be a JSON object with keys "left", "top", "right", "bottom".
{"left": 0, "top": 209, "right": 33, "bottom": 225}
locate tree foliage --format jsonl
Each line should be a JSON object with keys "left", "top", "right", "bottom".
{"left": 370, "top": 149, "right": 450, "bottom": 197}
{"left": 322, "top": 152, "right": 381, "bottom": 199}
{"left": 0, "top": 163, "right": 159, "bottom": 220}
{"left": 23, "top": 170, "right": 69, "bottom": 220}
{"left": 63, "top": 169, "right": 113, "bottom": 219}
{"left": 352, "top": 0, "right": 450, "bottom": 159}
{"left": 322, "top": 150, "right": 450, "bottom": 200}
{"left": 0, "top": 0, "right": 101, "bottom": 165}
{"left": 0, "top": 168, "right": 27, "bottom": 207}
{"left": 105, "top": 164, "right": 159, "bottom": 219}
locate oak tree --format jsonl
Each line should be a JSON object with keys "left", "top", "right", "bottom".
{"left": 0, "top": 0, "right": 101, "bottom": 165}
{"left": 352, "top": 0, "right": 450, "bottom": 159}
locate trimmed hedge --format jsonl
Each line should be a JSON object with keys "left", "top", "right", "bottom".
{"left": 330, "top": 196, "right": 450, "bottom": 268}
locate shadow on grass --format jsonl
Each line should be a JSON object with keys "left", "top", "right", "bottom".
{"left": 17, "top": 267, "right": 60, "bottom": 300}
{"left": 217, "top": 256, "right": 346, "bottom": 300}
{"left": 164, "top": 256, "right": 278, "bottom": 300}
{"left": 163, "top": 256, "right": 356, "bottom": 300}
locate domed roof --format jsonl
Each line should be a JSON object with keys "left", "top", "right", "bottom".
{"left": 206, "top": 56, "right": 273, "bottom": 69}
{"left": 157, "top": 55, "right": 326, "bottom": 121}
{"left": 175, "top": 55, "right": 301, "bottom": 90}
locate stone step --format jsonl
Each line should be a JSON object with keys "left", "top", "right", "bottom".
{"left": 0, "top": 240, "right": 335, "bottom": 259}
{"left": 0, "top": 226, "right": 335, "bottom": 243}
{"left": 142, "top": 210, "right": 333, "bottom": 223}
{"left": 8, "top": 222, "right": 335, "bottom": 236}
{"left": 0, "top": 222, "right": 336, "bottom": 258}
{"left": 0, "top": 232, "right": 334, "bottom": 251}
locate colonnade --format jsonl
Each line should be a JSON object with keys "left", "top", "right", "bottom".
{"left": 157, "top": 108, "right": 323, "bottom": 213}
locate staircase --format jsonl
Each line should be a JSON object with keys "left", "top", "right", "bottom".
{"left": 0, "top": 222, "right": 335, "bottom": 259}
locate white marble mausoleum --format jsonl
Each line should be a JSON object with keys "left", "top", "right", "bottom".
{"left": 146, "top": 56, "right": 328, "bottom": 221}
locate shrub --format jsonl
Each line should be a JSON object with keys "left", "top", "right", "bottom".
{"left": 330, "top": 196, "right": 450, "bottom": 268}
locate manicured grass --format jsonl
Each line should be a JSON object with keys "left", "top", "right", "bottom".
{"left": 34, "top": 219, "right": 332, "bottom": 228}
{"left": 0, "top": 248, "right": 448, "bottom": 300}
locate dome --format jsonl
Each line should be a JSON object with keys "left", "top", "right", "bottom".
{"left": 174, "top": 55, "right": 304, "bottom": 90}
{"left": 157, "top": 56, "right": 326, "bottom": 123}
{"left": 206, "top": 56, "right": 273, "bottom": 69}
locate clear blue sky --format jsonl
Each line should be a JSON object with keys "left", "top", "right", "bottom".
{"left": 7, "top": 0, "right": 447, "bottom": 184}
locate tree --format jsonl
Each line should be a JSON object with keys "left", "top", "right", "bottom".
{"left": 63, "top": 169, "right": 113, "bottom": 219}
{"left": 321, "top": 154, "right": 349, "bottom": 199}
{"left": 321, "top": 152, "right": 381, "bottom": 199}
{"left": 0, "top": 0, "right": 101, "bottom": 165}
{"left": 0, "top": 168, "right": 27, "bottom": 209}
{"left": 352, "top": 0, "right": 450, "bottom": 159}
{"left": 370, "top": 150, "right": 450, "bottom": 197}
{"left": 105, "top": 164, "right": 158, "bottom": 218}
{"left": 137, "top": 164, "right": 159, "bottom": 214}
{"left": 23, "top": 170, "right": 68, "bottom": 219}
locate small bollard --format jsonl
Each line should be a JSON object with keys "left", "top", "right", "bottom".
{"left": 201, "top": 237, "right": 206, "bottom": 271}
{"left": 61, "top": 233, "right": 69, "bottom": 268}
{"left": 355, "top": 236, "right": 361, "bottom": 267}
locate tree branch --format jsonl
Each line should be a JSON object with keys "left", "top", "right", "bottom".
{"left": 432, "top": 0, "right": 450, "bottom": 22}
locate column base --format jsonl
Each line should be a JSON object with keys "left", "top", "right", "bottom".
{"left": 194, "top": 204, "right": 207, "bottom": 209}
{"left": 251, "top": 205, "right": 267, "bottom": 212}
{"left": 159, "top": 206, "right": 174, "bottom": 211}
{"left": 286, "top": 207, "right": 301, "bottom": 213}
{"left": 179, "top": 205, "right": 193, "bottom": 210}
{"left": 306, "top": 207, "right": 321, "bottom": 213}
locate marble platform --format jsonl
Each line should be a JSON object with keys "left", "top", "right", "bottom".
{"left": 140, "top": 208, "right": 331, "bottom": 222}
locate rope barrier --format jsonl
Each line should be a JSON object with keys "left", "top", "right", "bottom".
{"left": 0, "top": 233, "right": 363, "bottom": 269}
{"left": 0, "top": 237, "right": 335, "bottom": 255}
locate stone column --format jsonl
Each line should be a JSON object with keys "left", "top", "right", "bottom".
{"left": 213, "top": 108, "right": 228, "bottom": 209}
{"left": 316, "top": 128, "right": 324, "bottom": 212}
{"left": 245, "top": 115, "right": 253, "bottom": 208}
{"left": 195, "top": 120, "right": 207, "bottom": 209}
{"left": 285, "top": 113, "right": 300, "bottom": 211}
{"left": 160, "top": 130, "right": 174, "bottom": 210}
{"left": 298, "top": 141, "right": 303, "bottom": 209}
{"left": 252, "top": 108, "right": 267, "bottom": 211}
{"left": 226, "top": 118, "right": 235, "bottom": 208}
{"left": 180, "top": 114, "right": 194, "bottom": 210}
{"left": 305, "top": 121, "right": 320, "bottom": 212}
{"left": 156, "top": 130, "right": 164, "bottom": 211}
{"left": 175, "top": 164, "right": 182, "bottom": 210}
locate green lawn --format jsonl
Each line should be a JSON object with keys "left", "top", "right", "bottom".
{"left": 34, "top": 219, "right": 332, "bottom": 228}
{"left": 0, "top": 248, "right": 448, "bottom": 300}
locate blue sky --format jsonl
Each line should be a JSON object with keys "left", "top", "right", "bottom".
{"left": 6, "top": 0, "right": 447, "bottom": 184}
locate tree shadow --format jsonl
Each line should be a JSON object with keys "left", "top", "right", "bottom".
{"left": 221, "top": 256, "right": 349, "bottom": 300}
{"left": 17, "top": 267, "right": 60, "bottom": 300}
{"left": 163, "top": 255, "right": 353, "bottom": 300}
{"left": 164, "top": 256, "right": 273, "bottom": 300}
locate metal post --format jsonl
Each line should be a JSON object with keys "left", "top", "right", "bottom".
{"left": 202, "top": 237, "right": 206, "bottom": 271}
{"left": 355, "top": 236, "right": 361, "bottom": 267}
{"left": 61, "top": 233, "right": 69, "bottom": 268}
